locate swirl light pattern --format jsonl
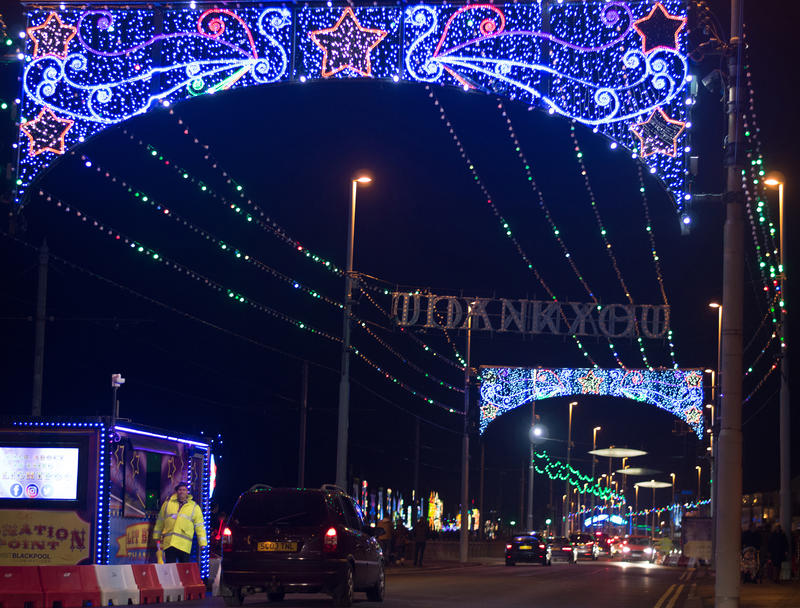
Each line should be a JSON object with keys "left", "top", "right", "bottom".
{"left": 16, "top": 2, "right": 690, "bottom": 210}
{"left": 479, "top": 366, "right": 705, "bottom": 437}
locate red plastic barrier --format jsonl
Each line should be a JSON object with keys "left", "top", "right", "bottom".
{"left": 38, "top": 566, "right": 101, "bottom": 608}
{"left": 0, "top": 566, "right": 44, "bottom": 608}
{"left": 174, "top": 563, "right": 205, "bottom": 601}
{"left": 129, "top": 566, "right": 161, "bottom": 605}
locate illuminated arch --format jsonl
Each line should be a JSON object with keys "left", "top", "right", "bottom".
{"left": 478, "top": 366, "right": 705, "bottom": 437}
{"left": 16, "top": 1, "right": 691, "bottom": 211}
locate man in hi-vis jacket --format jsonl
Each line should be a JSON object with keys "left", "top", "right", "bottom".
{"left": 153, "top": 482, "right": 207, "bottom": 563}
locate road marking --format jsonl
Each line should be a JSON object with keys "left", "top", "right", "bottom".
{"left": 654, "top": 584, "right": 676, "bottom": 608}
{"left": 665, "top": 584, "right": 685, "bottom": 608}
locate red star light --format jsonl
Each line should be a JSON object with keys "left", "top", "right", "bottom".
{"left": 27, "top": 12, "right": 77, "bottom": 58}
{"left": 578, "top": 370, "right": 603, "bottom": 394}
{"left": 632, "top": 3, "right": 686, "bottom": 54}
{"left": 630, "top": 107, "right": 686, "bottom": 157}
{"left": 20, "top": 107, "right": 74, "bottom": 156}
{"left": 309, "top": 7, "right": 387, "bottom": 78}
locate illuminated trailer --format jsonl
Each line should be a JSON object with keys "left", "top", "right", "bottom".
{"left": 0, "top": 417, "right": 212, "bottom": 578}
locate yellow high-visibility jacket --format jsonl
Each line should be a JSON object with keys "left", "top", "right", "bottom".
{"left": 153, "top": 493, "right": 207, "bottom": 554}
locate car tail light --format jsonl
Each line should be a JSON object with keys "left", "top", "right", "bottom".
{"left": 539, "top": 544, "right": 545, "bottom": 549}
{"left": 506, "top": 544, "right": 512, "bottom": 550}
{"left": 222, "top": 527, "right": 233, "bottom": 552}
{"left": 323, "top": 527, "right": 338, "bottom": 553}
{"left": 587, "top": 541, "right": 593, "bottom": 546}
{"left": 562, "top": 547, "right": 572, "bottom": 551}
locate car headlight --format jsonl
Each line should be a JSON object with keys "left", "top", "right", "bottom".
{"left": 644, "top": 547, "right": 653, "bottom": 554}
{"left": 622, "top": 546, "right": 631, "bottom": 553}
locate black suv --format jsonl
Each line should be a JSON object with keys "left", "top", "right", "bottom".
{"left": 221, "top": 484, "right": 385, "bottom": 606}
{"left": 505, "top": 534, "right": 551, "bottom": 566}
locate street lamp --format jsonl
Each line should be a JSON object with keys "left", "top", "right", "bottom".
{"left": 590, "top": 426, "right": 601, "bottom": 525}
{"left": 526, "top": 405, "right": 544, "bottom": 532}
{"left": 695, "top": 465, "right": 702, "bottom": 500}
{"left": 564, "top": 401, "right": 577, "bottom": 534}
{"left": 765, "top": 171, "right": 791, "bottom": 578}
{"left": 336, "top": 173, "right": 372, "bottom": 490}
{"left": 669, "top": 473, "right": 676, "bottom": 540}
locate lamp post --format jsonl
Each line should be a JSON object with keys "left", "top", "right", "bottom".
{"left": 670, "top": 473, "right": 676, "bottom": 540}
{"left": 527, "top": 415, "right": 545, "bottom": 532}
{"left": 765, "top": 172, "right": 791, "bottom": 579}
{"left": 564, "top": 401, "right": 577, "bottom": 535}
{"left": 634, "top": 484, "right": 639, "bottom": 532}
{"left": 590, "top": 427, "right": 601, "bottom": 527}
{"left": 460, "top": 302, "right": 475, "bottom": 563}
{"left": 336, "top": 174, "right": 372, "bottom": 490}
{"left": 695, "top": 465, "right": 702, "bottom": 500}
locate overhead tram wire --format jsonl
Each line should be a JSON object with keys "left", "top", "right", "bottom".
{"left": 35, "top": 190, "right": 461, "bottom": 414}
{"left": 2, "top": 229, "right": 462, "bottom": 435}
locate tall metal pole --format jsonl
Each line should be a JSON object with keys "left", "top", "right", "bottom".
{"left": 298, "top": 361, "right": 308, "bottom": 488}
{"left": 670, "top": 473, "right": 676, "bottom": 541}
{"left": 459, "top": 305, "right": 473, "bottom": 562}
{"left": 479, "top": 441, "right": 485, "bottom": 539}
{"left": 777, "top": 182, "right": 791, "bottom": 580}
{"left": 413, "top": 417, "right": 420, "bottom": 520}
{"left": 590, "top": 427, "right": 600, "bottom": 528}
{"left": 716, "top": 0, "right": 744, "bottom": 602}
{"left": 31, "top": 240, "right": 49, "bottom": 416}
{"left": 526, "top": 402, "right": 536, "bottom": 531}
{"left": 564, "top": 401, "right": 575, "bottom": 535}
{"left": 336, "top": 180, "right": 359, "bottom": 490}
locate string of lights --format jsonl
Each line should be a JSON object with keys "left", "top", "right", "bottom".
{"left": 742, "top": 360, "right": 779, "bottom": 405}
{"left": 36, "top": 189, "right": 459, "bottom": 413}
{"left": 359, "top": 286, "right": 465, "bottom": 371}
{"left": 496, "top": 101, "right": 626, "bottom": 369}
{"left": 426, "top": 85, "right": 600, "bottom": 368}
{"left": 568, "top": 498, "right": 710, "bottom": 519}
{"left": 569, "top": 123, "right": 653, "bottom": 370}
{"left": 533, "top": 451, "right": 624, "bottom": 501}
{"left": 121, "top": 129, "right": 346, "bottom": 278}
{"left": 80, "top": 153, "right": 345, "bottom": 310}
{"left": 744, "top": 331, "right": 776, "bottom": 379}
{"left": 634, "top": 162, "right": 679, "bottom": 369}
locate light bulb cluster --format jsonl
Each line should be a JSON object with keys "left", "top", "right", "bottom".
{"left": 16, "top": 3, "right": 691, "bottom": 219}
{"left": 426, "top": 86, "right": 600, "bottom": 369}
{"left": 533, "top": 451, "right": 624, "bottom": 501}
{"left": 479, "top": 366, "right": 705, "bottom": 437}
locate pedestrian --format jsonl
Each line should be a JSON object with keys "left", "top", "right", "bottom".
{"left": 378, "top": 515, "right": 393, "bottom": 563}
{"left": 413, "top": 516, "right": 429, "bottom": 567}
{"left": 394, "top": 524, "right": 409, "bottom": 566}
{"left": 768, "top": 523, "right": 789, "bottom": 582}
{"left": 153, "top": 482, "right": 207, "bottom": 563}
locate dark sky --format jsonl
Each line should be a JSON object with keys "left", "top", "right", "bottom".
{"left": 1, "top": 0, "right": 798, "bottom": 525}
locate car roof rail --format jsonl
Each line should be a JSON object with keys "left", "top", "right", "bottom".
{"left": 320, "top": 483, "right": 347, "bottom": 494}
{"left": 248, "top": 484, "right": 273, "bottom": 492}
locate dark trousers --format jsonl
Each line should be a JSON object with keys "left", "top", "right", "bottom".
{"left": 414, "top": 541, "right": 426, "bottom": 566}
{"left": 164, "top": 547, "right": 191, "bottom": 563}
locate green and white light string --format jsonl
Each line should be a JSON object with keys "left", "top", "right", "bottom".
{"left": 533, "top": 451, "right": 624, "bottom": 502}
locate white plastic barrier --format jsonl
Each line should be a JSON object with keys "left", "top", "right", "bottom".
{"left": 153, "top": 564, "right": 183, "bottom": 602}
{"left": 93, "top": 565, "right": 139, "bottom": 606}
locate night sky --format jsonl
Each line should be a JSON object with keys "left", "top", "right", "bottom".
{"left": 1, "top": 0, "right": 798, "bottom": 525}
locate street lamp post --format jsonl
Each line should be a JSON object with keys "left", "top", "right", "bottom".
{"left": 335, "top": 175, "right": 372, "bottom": 491}
{"left": 564, "top": 401, "right": 577, "bottom": 535}
{"left": 634, "top": 484, "right": 639, "bottom": 532}
{"left": 696, "top": 465, "right": 702, "bottom": 501}
{"left": 670, "top": 473, "right": 676, "bottom": 540}
{"left": 590, "top": 427, "right": 601, "bottom": 528}
{"left": 460, "top": 302, "right": 475, "bottom": 563}
{"left": 765, "top": 172, "right": 791, "bottom": 580}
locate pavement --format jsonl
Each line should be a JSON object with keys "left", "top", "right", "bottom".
{"left": 689, "top": 567, "right": 800, "bottom": 608}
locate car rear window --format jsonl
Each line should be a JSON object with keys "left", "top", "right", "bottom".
{"left": 232, "top": 491, "right": 327, "bottom": 527}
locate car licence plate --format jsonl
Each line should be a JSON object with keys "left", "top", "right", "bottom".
{"left": 257, "top": 541, "right": 298, "bottom": 552}
{"left": 519, "top": 545, "right": 533, "bottom": 550}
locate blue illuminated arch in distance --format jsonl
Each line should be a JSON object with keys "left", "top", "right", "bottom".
{"left": 16, "top": 1, "right": 692, "bottom": 209}
{"left": 479, "top": 366, "right": 705, "bottom": 437}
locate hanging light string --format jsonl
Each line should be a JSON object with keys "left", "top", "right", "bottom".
{"left": 120, "top": 129, "right": 345, "bottom": 278}
{"left": 568, "top": 124, "right": 653, "bottom": 370}
{"left": 80, "top": 153, "right": 345, "bottom": 310}
{"left": 568, "top": 498, "right": 711, "bottom": 519}
{"left": 744, "top": 332, "right": 777, "bottom": 379}
{"left": 532, "top": 451, "right": 624, "bottom": 502}
{"left": 36, "top": 190, "right": 460, "bottom": 414}
{"left": 743, "top": 361, "right": 779, "bottom": 404}
{"left": 744, "top": 294, "right": 779, "bottom": 354}
{"left": 633, "top": 163, "right": 680, "bottom": 369}
{"left": 358, "top": 286, "right": 465, "bottom": 371}
{"left": 79, "top": 154, "right": 464, "bottom": 394}
{"left": 426, "top": 86, "right": 600, "bottom": 368}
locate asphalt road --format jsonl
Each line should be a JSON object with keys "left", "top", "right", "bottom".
{"left": 217, "top": 557, "right": 697, "bottom": 608}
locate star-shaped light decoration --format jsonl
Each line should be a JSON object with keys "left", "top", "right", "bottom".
{"left": 630, "top": 107, "right": 685, "bottom": 157}
{"left": 685, "top": 406, "right": 702, "bottom": 427}
{"left": 481, "top": 402, "right": 498, "bottom": 423}
{"left": 632, "top": 2, "right": 686, "bottom": 54}
{"left": 578, "top": 370, "right": 603, "bottom": 394}
{"left": 27, "top": 12, "right": 77, "bottom": 58}
{"left": 129, "top": 452, "right": 141, "bottom": 477}
{"left": 309, "top": 7, "right": 387, "bottom": 78}
{"left": 20, "top": 107, "right": 74, "bottom": 156}
{"left": 685, "top": 371, "right": 703, "bottom": 389}
{"left": 114, "top": 444, "right": 125, "bottom": 469}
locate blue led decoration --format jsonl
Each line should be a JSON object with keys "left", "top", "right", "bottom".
{"left": 16, "top": 2, "right": 691, "bottom": 210}
{"left": 479, "top": 366, "right": 705, "bottom": 437}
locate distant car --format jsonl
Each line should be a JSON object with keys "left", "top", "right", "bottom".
{"left": 619, "top": 535, "right": 656, "bottom": 562}
{"left": 570, "top": 533, "right": 600, "bottom": 560}
{"left": 591, "top": 532, "right": 614, "bottom": 555}
{"left": 505, "top": 534, "right": 550, "bottom": 566}
{"left": 221, "top": 484, "right": 385, "bottom": 607}
{"left": 547, "top": 536, "right": 578, "bottom": 563}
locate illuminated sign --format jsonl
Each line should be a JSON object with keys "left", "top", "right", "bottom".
{"left": 0, "top": 447, "right": 80, "bottom": 500}
{"left": 584, "top": 513, "right": 627, "bottom": 528}
{"left": 0, "top": 509, "right": 90, "bottom": 565}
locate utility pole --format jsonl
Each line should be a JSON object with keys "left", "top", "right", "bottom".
{"left": 459, "top": 305, "right": 473, "bottom": 563}
{"left": 298, "top": 361, "right": 308, "bottom": 488}
{"left": 479, "top": 441, "right": 485, "bottom": 539}
{"left": 413, "top": 417, "right": 420, "bottom": 521}
{"left": 31, "top": 240, "right": 48, "bottom": 416}
{"left": 715, "top": 0, "right": 744, "bottom": 604}
{"left": 526, "top": 402, "right": 536, "bottom": 531}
